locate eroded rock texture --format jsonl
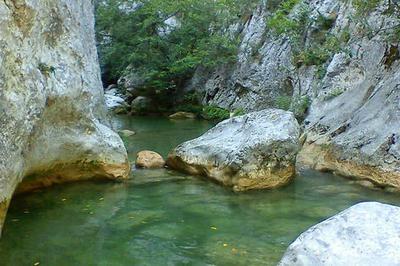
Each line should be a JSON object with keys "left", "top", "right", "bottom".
{"left": 188, "top": 0, "right": 400, "bottom": 189}
{"left": 279, "top": 202, "right": 400, "bottom": 266}
{"left": 167, "top": 109, "right": 300, "bottom": 191}
{"left": 0, "top": 0, "right": 130, "bottom": 233}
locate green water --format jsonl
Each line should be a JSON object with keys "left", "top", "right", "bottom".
{"left": 1, "top": 116, "right": 400, "bottom": 266}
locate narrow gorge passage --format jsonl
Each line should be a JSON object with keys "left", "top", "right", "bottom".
{"left": 0, "top": 116, "right": 399, "bottom": 266}
{"left": 1, "top": 0, "right": 399, "bottom": 264}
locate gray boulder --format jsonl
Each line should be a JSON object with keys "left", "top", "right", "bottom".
{"left": 279, "top": 202, "right": 400, "bottom": 266}
{"left": 131, "top": 96, "right": 151, "bottom": 113}
{"left": 167, "top": 109, "right": 300, "bottom": 191}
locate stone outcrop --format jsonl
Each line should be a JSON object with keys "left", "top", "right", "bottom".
{"left": 186, "top": 0, "right": 400, "bottom": 189}
{"left": 279, "top": 202, "right": 400, "bottom": 266}
{"left": 296, "top": 1, "right": 400, "bottom": 190}
{"left": 0, "top": 1, "right": 130, "bottom": 233}
{"left": 136, "top": 151, "right": 166, "bottom": 169}
{"left": 167, "top": 109, "right": 300, "bottom": 191}
{"left": 185, "top": 4, "right": 293, "bottom": 112}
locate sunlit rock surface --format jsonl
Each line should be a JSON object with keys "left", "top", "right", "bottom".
{"left": 167, "top": 109, "right": 300, "bottom": 191}
{"left": 188, "top": 0, "right": 400, "bottom": 189}
{"left": 136, "top": 151, "right": 166, "bottom": 169}
{"left": 279, "top": 202, "right": 400, "bottom": 266}
{"left": 0, "top": 0, "right": 129, "bottom": 233}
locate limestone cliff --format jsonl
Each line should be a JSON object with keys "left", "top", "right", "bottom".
{"left": 0, "top": 0, "right": 130, "bottom": 233}
{"left": 187, "top": 0, "right": 400, "bottom": 189}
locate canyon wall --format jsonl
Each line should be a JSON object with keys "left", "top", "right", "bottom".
{"left": 188, "top": 0, "right": 400, "bottom": 189}
{"left": 0, "top": 0, "right": 130, "bottom": 233}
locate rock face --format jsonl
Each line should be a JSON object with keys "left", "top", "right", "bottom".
{"left": 279, "top": 202, "right": 400, "bottom": 266}
{"left": 186, "top": 0, "right": 400, "bottom": 189}
{"left": 136, "top": 151, "right": 166, "bottom": 169}
{"left": 295, "top": 1, "right": 400, "bottom": 189}
{"left": 0, "top": 1, "right": 130, "bottom": 233}
{"left": 185, "top": 4, "right": 293, "bottom": 112}
{"left": 167, "top": 109, "right": 300, "bottom": 191}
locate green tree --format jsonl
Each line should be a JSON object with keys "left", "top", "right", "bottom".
{"left": 95, "top": 0, "right": 257, "bottom": 109}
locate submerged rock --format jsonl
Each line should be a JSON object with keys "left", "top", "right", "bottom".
{"left": 169, "top": 112, "right": 197, "bottom": 120}
{"left": 0, "top": 1, "right": 129, "bottom": 234}
{"left": 119, "top": 130, "right": 136, "bottom": 137}
{"left": 136, "top": 151, "right": 166, "bottom": 169}
{"left": 279, "top": 202, "right": 400, "bottom": 266}
{"left": 167, "top": 109, "right": 300, "bottom": 191}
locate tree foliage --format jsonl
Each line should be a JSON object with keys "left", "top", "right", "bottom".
{"left": 95, "top": 0, "right": 257, "bottom": 97}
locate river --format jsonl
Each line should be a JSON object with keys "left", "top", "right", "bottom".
{"left": 0, "top": 115, "right": 399, "bottom": 265}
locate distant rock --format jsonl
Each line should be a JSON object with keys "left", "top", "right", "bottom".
{"left": 119, "top": 130, "right": 136, "bottom": 137}
{"left": 136, "top": 151, "right": 166, "bottom": 169}
{"left": 167, "top": 109, "right": 300, "bottom": 191}
{"left": 104, "top": 88, "right": 128, "bottom": 112}
{"left": 279, "top": 202, "right": 400, "bottom": 266}
{"left": 131, "top": 96, "right": 151, "bottom": 113}
{"left": 169, "top": 112, "right": 197, "bottom": 120}
{"left": 106, "top": 84, "right": 118, "bottom": 90}
{"left": 118, "top": 68, "right": 146, "bottom": 94}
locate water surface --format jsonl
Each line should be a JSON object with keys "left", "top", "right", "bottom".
{"left": 1, "top": 116, "right": 399, "bottom": 266}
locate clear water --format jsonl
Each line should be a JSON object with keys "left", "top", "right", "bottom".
{"left": 1, "top": 116, "right": 399, "bottom": 266}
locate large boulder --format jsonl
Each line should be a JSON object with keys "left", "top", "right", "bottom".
{"left": 0, "top": 1, "right": 130, "bottom": 234}
{"left": 279, "top": 202, "right": 400, "bottom": 266}
{"left": 167, "top": 109, "right": 300, "bottom": 191}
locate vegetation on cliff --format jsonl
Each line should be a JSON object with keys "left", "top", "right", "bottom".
{"left": 95, "top": 0, "right": 257, "bottom": 103}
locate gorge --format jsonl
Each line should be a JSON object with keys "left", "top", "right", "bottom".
{"left": 0, "top": 0, "right": 399, "bottom": 265}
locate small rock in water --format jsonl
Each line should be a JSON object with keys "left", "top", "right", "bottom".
{"left": 136, "top": 151, "right": 166, "bottom": 169}
{"left": 119, "top": 130, "right": 136, "bottom": 137}
{"left": 169, "top": 112, "right": 197, "bottom": 120}
{"left": 356, "top": 180, "right": 377, "bottom": 189}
